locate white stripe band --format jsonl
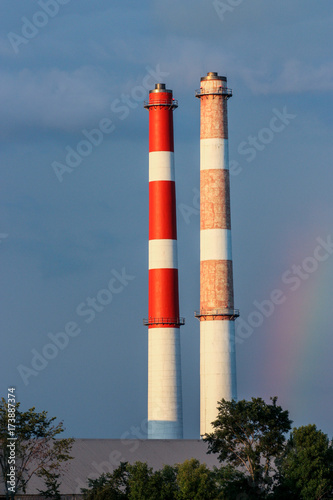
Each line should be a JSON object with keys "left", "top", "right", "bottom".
{"left": 200, "top": 138, "right": 229, "bottom": 171}
{"left": 148, "top": 327, "right": 182, "bottom": 422}
{"left": 200, "top": 319, "right": 237, "bottom": 436}
{"left": 200, "top": 228, "right": 232, "bottom": 261}
{"left": 149, "top": 239, "right": 178, "bottom": 269}
{"left": 149, "top": 151, "right": 175, "bottom": 182}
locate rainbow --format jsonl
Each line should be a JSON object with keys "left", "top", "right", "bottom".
{"left": 262, "top": 240, "right": 333, "bottom": 416}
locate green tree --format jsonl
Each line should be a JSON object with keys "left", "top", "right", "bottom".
{"left": 214, "top": 464, "right": 251, "bottom": 499}
{"left": 37, "top": 470, "right": 61, "bottom": 498}
{"left": 126, "top": 461, "right": 158, "bottom": 500}
{"left": 82, "top": 460, "right": 223, "bottom": 500}
{"left": 276, "top": 424, "right": 333, "bottom": 500}
{"left": 82, "top": 462, "right": 178, "bottom": 500}
{"left": 0, "top": 398, "right": 74, "bottom": 498}
{"left": 81, "top": 463, "right": 129, "bottom": 500}
{"left": 154, "top": 464, "right": 178, "bottom": 499}
{"left": 175, "top": 458, "right": 222, "bottom": 500}
{"left": 204, "top": 397, "right": 292, "bottom": 498}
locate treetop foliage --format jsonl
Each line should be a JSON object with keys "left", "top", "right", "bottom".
{"left": 81, "top": 397, "right": 333, "bottom": 499}
{"left": 276, "top": 424, "right": 333, "bottom": 500}
{"left": 0, "top": 398, "right": 74, "bottom": 496}
{"left": 204, "top": 397, "right": 292, "bottom": 488}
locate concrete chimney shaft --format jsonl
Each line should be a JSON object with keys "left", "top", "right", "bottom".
{"left": 144, "top": 85, "right": 183, "bottom": 439}
{"left": 195, "top": 72, "right": 238, "bottom": 436}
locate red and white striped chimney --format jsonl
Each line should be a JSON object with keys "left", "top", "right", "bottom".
{"left": 144, "top": 83, "right": 184, "bottom": 439}
{"left": 195, "top": 72, "right": 238, "bottom": 436}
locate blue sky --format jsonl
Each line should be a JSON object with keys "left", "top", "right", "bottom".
{"left": 1, "top": 0, "right": 333, "bottom": 439}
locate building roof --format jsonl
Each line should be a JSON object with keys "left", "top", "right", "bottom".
{"left": 1, "top": 439, "right": 219, "bottom": 495}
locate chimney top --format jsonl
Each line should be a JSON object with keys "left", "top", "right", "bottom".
{"left": 201, "top": 72, "right": 227, "bottom": 82}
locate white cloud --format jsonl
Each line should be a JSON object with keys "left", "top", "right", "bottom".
{"left": 0, "top": 67, "right": 113, "bottom": 134}
{"left": 0, "top": 38, "right": 15, "bottom": 57}
{"left": 238, "top": 60, "right": 333, "bottom": 94}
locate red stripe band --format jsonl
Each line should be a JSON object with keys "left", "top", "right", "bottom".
{"left": 148, "top": 268, "right": 180, "bottom": 326}
{"left": 149, "top": 92, "right": 174, "bottom": 152}
{"left": 149, "top": 181, "right": 177, "bottom": 240}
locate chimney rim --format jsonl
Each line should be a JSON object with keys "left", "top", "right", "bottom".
{"left": 201, "top": 72, "right": 227, "bottom": 82}
{"left": 149, "top": 83, "right": 173, "bottom": 94}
